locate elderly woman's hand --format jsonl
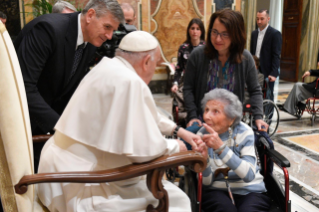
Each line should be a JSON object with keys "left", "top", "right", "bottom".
{"left": 176, "top": 127, "right": 201, "bottom": 151}
{"left": 195, "top": 139, "right": 208, "bottom": 159}
{"left": 202, "top": 123, "right": 224, "bottom": 150}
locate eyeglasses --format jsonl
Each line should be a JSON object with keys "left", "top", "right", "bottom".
{"left": 210, "top": 29, "right": 230, "bottom": 39}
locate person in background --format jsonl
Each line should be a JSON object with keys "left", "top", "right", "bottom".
{"left": 14, "top": 0, "right": 124, "bottom": 172}
{"left": 0, "top": 12, "right": 7, "bottom": 27}
{"left": 250, "top": 9, "right": 282, "bottom": 101}
{"left": 199, "top": 89, "right": 270, "bottom": 212}
{"left": 120, "top": 2, "right": 136, "bottom": 25}
{"left": 279, "top": 69, "right": 319, "bottom": 117}
{"left": 171, "top": 18, "right": 206, "bottom": 93}
{"left": 52, "top": 0, "right": 77, "bottom": 13}
{"left": 37, "top": 31, "right": 204, "bottom": 212}
{"left": 183, "top": 9, "right": 267, "bottom": 134}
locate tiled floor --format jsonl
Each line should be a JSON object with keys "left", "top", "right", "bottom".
{"left": 153, "top": 80, "right": 319, "bottom": 211}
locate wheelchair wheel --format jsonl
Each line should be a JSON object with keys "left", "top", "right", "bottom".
{"left": 251, "top": 99, "right": 279, "bottom": 137}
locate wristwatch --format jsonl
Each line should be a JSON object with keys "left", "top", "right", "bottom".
{"left": 173, "top": 126, "right": 180, "bottom": 137}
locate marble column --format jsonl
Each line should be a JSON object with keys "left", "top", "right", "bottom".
{"left": 242, "top": 0, "right": 256, "bottom": 52}
{"left": 269, "top": 0, "right": 284, "bottom": 33}
{"left": 299, "top": 0, "right": 319, "bottom": 82}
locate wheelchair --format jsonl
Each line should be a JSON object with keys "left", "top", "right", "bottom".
{"left": 295, "top": 77, "right": 319, "bottom": 126}
{"left": 180, "top": 130, "right": 291, "bottom": 212}
{"left": 242, "top": 79, "right": 280, "bottom": 137}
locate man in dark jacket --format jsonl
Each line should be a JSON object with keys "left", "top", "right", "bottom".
{"left": 14, "top": 0, "right": 124, "bottom": 171}
{"left": 250, "top": 9, "right": 282, "bottom": 100}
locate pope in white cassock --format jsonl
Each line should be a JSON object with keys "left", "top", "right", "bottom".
{"left": 37, "top": 31, "right": 203, "bottom": 212}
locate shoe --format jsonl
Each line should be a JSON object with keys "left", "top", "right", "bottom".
{"left": 277, "top": 104, "right": 290, "bottom": 114}
{"left": 297, "top": 101, "right": 306, "bottom": 110}
{"left": 277, "top": 103, "right": 284, "bottom": 111}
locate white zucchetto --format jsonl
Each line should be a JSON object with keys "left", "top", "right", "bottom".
{"left": 119, "top": 31, "right": 158, "bottom": 52}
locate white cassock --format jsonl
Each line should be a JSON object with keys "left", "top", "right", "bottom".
{"left": 37, "top": 56, "right": 191, "bottom": 212}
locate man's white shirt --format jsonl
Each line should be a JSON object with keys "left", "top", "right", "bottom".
{"left": 255, "top": 24, "right": 269, "bottom": 58}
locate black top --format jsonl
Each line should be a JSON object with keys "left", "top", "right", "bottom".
{"left": 174, "top": 41, "right": 205, "bottom": 84}
{"left": 14, "top": 12, "right": 96, "bottom": 134}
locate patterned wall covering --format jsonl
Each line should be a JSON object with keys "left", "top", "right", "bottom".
{"left": 152, "top": 0, "right": 202, "bottom": 63}
{"left": 214, "top": 0, "right": 235, "bottom": 11}
{"left": 151, "top": 0, "right": 159, "bottom": 14}
{"left": 117, "top": 0, "right": 140, "bottom": 28}
{"left": 0, "top": 0, "right": 21, "bottom": 40}
{"left": 196, "top": 0, "right": 205, "bottom": 15}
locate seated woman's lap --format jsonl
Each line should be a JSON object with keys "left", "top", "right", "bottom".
{"left": 202, "top": 189, "right": 270, "bottom": 212}
{"left": 202, "top": 190, "right": 236, "bottom": 212}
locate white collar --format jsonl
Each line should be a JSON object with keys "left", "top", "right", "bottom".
{"left": 258, "top": 24, "right": 269, "bottom": 34}
{"left": 116, "top": 56, "right": 136, "bottom": 72}
{"left": 76, "top": 13, "right": 87, "bottom": 49}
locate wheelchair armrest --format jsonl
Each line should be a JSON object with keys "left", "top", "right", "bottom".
{"left": 268, "top": 149, "right": 290, "bottom": 168}
{"left": 15, "top": 151, "right": 206, "bottom": 194}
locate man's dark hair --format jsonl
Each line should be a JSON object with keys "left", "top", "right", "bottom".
{"left": 82, "top": 0, "right": 124, "bottom": 24}
{"left": 184, "top": 18, "right": 205, "bottom": 44}
{"left": 205, "top": 9, "right": 246, "bottom": 64}
{"left": 258, "top": 9, "right": 269, "bottom": 15}
{"left": 0, "top": 12, "right": 7, "bottom": 19}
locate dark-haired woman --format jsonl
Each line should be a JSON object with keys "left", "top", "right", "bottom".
{"left": 171, "top": 18, "right": 206, "bottom": 93}
{"left": 183, "top": 9, "right": 268, "bottom": 131}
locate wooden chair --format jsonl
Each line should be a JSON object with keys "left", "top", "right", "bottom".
{"left": 0, "top": 22, "right": 206, "bottom": 212}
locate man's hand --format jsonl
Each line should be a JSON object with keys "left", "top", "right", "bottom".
{"left": 177, "top": 127, "right": 201, "bottom": 151}
{"left": 302, "top": 71, "right": 310, "bottom": 79}
{"left": 176, "top": 139, "right": 187, "bottom": 152}
{"left": 186, "top": 118, "right": 202, "bottom": 127}
{"left": 268, "top": 75, "right": 276, "bottom": 82}
{"left": 171, "top": 85, "right": 178, "bottom": 93}
{"left": 255, "top": 119, "right": 268, "bottom": 131}
{"left": 202, "top": 123, "right": 224, "bottom": 150}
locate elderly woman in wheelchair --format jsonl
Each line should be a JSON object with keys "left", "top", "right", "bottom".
{"left": 199, "top": 89, "right": 270, "bottom": 212}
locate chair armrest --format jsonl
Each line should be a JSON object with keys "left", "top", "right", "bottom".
{"left": 15, "top": 151, "right": 205, "bottom": 212}
{"left": 32, "top": 135, "right": 52, "bottom": 143}
{"left": 268, "top": 149, "right": 290, "bottom": 168}
{"left": 15, "top": 151, "right": 206, "bottom": 194}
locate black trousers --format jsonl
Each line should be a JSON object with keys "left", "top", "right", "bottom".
{"left": 202, "top": 190, "right": 270, "bottom": 212}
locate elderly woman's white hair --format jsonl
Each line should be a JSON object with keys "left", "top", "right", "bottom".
{"left": 201, "top": 88, "right": 243, "bottom": 126}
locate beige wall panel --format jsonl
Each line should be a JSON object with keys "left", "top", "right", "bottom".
{"left": 152, "top": 0, "right": 201, "bottom": 62}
